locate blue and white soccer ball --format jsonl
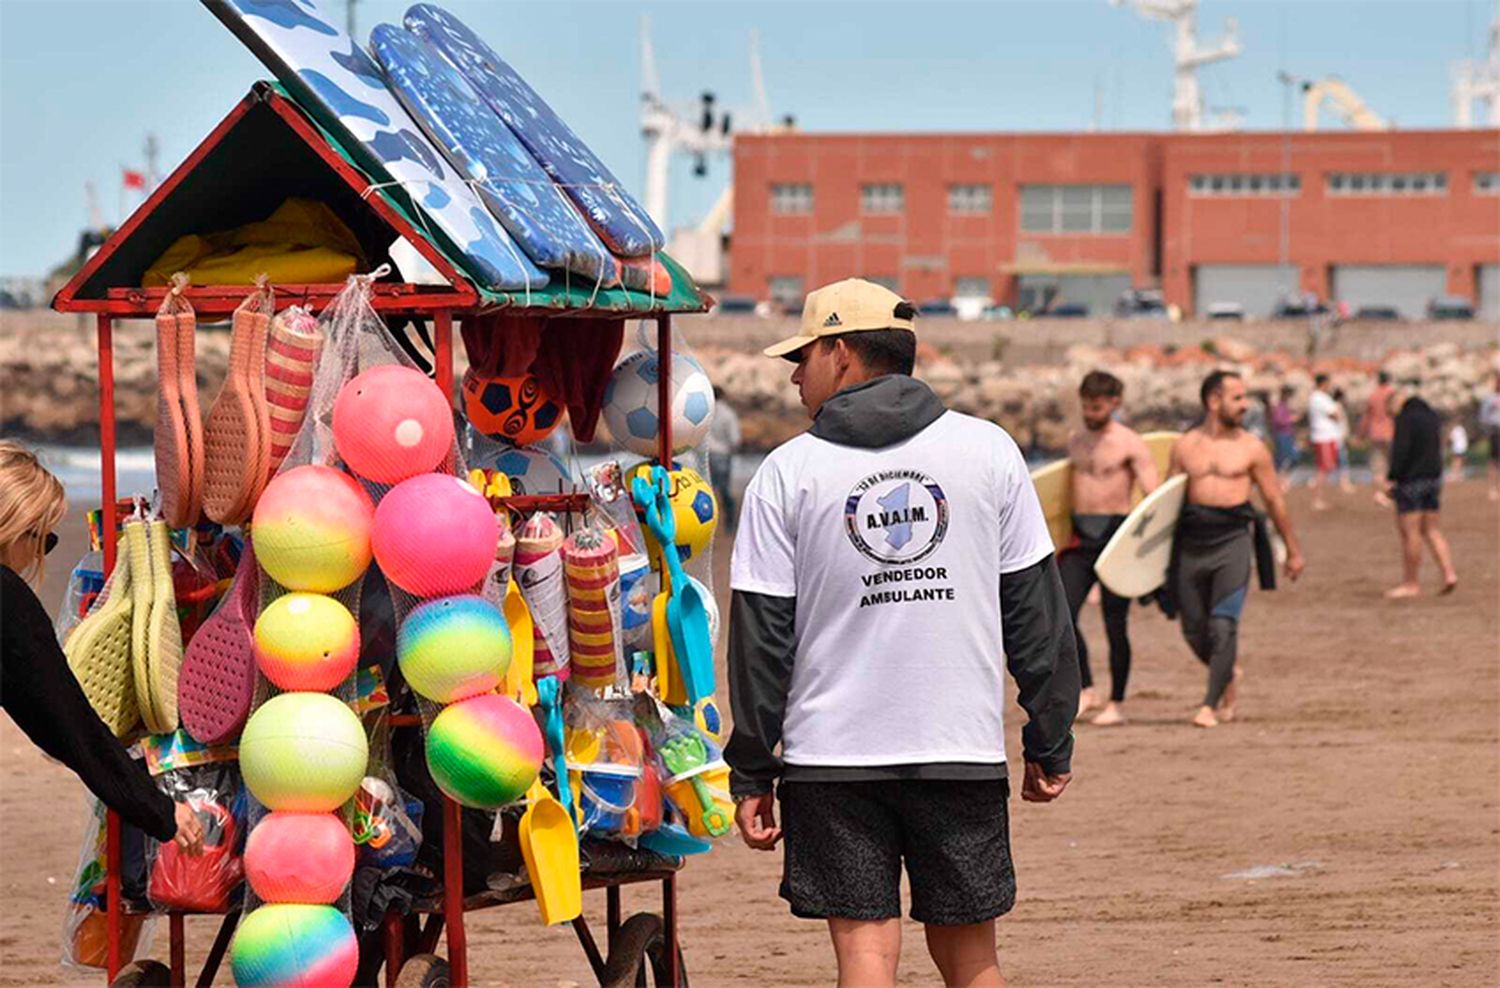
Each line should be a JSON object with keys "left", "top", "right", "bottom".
{"left": 601, "top": 351, "right": 716, "bottom": 457}
{"left": 482, "top": 443, "right": 572, "bottom": 496}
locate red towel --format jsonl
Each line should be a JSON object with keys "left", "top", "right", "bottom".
{"left": 461, "top": 315, "right": 624, "bottom": 442}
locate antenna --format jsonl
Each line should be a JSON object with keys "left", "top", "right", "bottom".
{"left": 1110, "top": 0, "right": 1242, "bottom": 131}
{"left": 144, "top": 133, "right": 161, "bottom": 190}
{"left": 1453, "top": 0, "right": 1500, "bottom": 127}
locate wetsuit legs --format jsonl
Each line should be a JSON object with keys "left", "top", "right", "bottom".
{"left": 1176, "top": 533, "right": 1251, "bottom": 709}
{"left": 1101, "top": 588, "right": 1132, "bottom": 703}
{"left": 1058, "top": 549, "right": 1096, "bottom": 691}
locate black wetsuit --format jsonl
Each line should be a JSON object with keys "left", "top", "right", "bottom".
{"left": 1058, "top": 514, "right": 1132, "bottom": 703}
{"left": 1173, "top": 504, "right": 1257, "bottom": 708}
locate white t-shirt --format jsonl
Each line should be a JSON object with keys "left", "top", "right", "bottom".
{"left": 1308, "top": 390, "right": 1342, "bottom": 444}
{"left": 729, "top": 411, "right": 1053, "bottom": 769}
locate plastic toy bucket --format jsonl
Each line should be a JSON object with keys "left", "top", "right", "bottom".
{"left": 575, "top": 763, "right": 640, "bottom": 834}
{"left": 663, "top": 761, "right": 732, "bottom": 838}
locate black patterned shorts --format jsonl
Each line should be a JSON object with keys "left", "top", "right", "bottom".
{"left": 777, "top": 778, "right": 1015, "bottom": 926}
{"left": 1394, "top": 477, "right": 1443, "bottom": 514}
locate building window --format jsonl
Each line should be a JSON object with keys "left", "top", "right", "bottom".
{"left": 769, "top": 275, "right": 804, "bottom": 307}
{"left": 860, "top": 183, "right": 905, "bottom": 214}
{"left": 948, "top": 184, "right": 993, "bottom": 214}
{"left": 1188, "top": 172, "right": 1300, "bottom": 197}
{"left": 1019, "top": 184, "right": 1133, "bottom": 235}
{"left": 954, "top": 276, "right": 990, "bottom": 298}
{"left": 770, "top": 183, "right": 813, "bottom": 214}
{"left": 1326, "top": 171, "right": 1446, "bottom": 196}
{"left": 1475, "top": 171, "right": 1500, "bottom": 195}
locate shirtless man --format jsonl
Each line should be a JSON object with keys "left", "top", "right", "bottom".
{"left": 1062, "top": 371, "right": 1159, "bottom": 725}
{"left": 1170, "top": 370, "right": 1305, "bottom": 728}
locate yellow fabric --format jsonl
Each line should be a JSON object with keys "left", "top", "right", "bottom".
{"left": 143, "top": 198, "right": 364, "bottom": 287}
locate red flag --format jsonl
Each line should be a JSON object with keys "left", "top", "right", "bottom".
{"left": 121, "top": 169, "right": 146, "bottom": 190}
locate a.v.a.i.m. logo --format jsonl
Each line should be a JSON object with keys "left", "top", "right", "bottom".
{"left": 843, "top": 469, "right": 949, "bottom": 565}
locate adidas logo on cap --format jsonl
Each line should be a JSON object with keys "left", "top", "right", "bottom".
{"left": 823, "top": 312, "right": 842, "bottom": 327}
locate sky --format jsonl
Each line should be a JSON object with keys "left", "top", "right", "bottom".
{"left": 0, "top": 0, "right": 1490, "bottom": 277}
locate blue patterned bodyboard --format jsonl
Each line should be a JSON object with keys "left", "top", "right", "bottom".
{"left": 404, "top": 3, "right": 665, "bottom": 258}
{"left": 202, "top": 0, "right": 547, "bottom": 292}
{"left": 370, "top": 23, "right": 616, "bottom": 287}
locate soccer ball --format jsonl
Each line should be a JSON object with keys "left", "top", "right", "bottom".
{"left": 625, "top": 461, "right": 718, "bottom": 566}
{"left": 462, "top": 369, "right": 563, "bottom": 447}
{"left": 473, "top": 442, "right": 572, "bottom": 496}
{"left": 601, "top": 351, "right": 715, "bottom": 457}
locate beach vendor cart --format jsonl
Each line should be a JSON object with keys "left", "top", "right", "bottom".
{"left": 52, "top": 15, "right": 716, "bottom": 978}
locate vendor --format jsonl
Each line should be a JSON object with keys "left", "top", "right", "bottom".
{"left": 0, "top": 441, "right": 203, "bottom": 854}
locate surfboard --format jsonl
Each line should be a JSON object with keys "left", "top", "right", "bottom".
{"left": 370, "top": 23, "right": 616, "bottom": 285}
{"left": 1135, "top": 431, "right": 1181, "bottom": 506}
{"left": 403, "top": 3, "right": 666, "bottom": 258}
{"left": 1093, "top": 474, "right": 1188, "bottom": 598}
{"left": 1029, "top": 458, "right": 1073, "bottom": 552}
{"left": 201, "top": 0, "right": 547, "bottom": 293}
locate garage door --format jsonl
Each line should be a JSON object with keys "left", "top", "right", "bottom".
{"left": 1193, "top": 265, "right": 1297, "bottom": 318}
{"left": 1331, "top": 265, "right": 1445, "bottom": 319}
{"left": 1479, "top": 265, "right": 1500, "bottom": 322}
{"left": 1016, "top": 274, "right": 1130, "bottom": 316}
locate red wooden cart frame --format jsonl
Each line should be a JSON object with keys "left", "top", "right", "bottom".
{"left": 54, "top": 82, "right": 702, "bottom": 988}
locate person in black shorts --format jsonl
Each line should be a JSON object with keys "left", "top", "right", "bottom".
{"left": 1383, "top": 384, "right": 1458, "bottom": 598}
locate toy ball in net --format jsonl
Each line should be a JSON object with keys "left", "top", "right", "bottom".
{"left": 372, "top": 474, "right": 499, "bottom": 597}
{"left": 425, "top": 693, "right": 543, "bottom": 809}
{"left": 230, "top": 903, "right": 358, "bottom": 988}
{"left": 626, "top": 462, "right": 719, "bottom": 566}
{"left": 244, "top": 811, "right": 354, "bottom": 905}
{"left": 601, "top": 351, "right": 715, "bottom": 456}
{"left": 397, "top": 594, "right": 511, "bottom": 703}
{"left": 253, "top": 593, "right": 360, "bottom": 692}
{"left": 462, "top": 369, "right": 564, "bottom": 447}
{"left": 332, "top": 364, "right": 454, "bottom": 485}
{"left": 240, "top": 693, "right": 368, "bottom": 812}
{"left": 252, "top": 466, "right": 374, "bottom": 593}
{"left": 483, "top": 443, "right": 570, "bottom": 497}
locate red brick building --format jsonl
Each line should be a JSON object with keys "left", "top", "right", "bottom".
{"left": 731, "top": 129, "right": 1500, "bottom": 318}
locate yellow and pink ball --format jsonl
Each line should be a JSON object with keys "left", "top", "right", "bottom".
{"left": 397, "top": 595, "right": 511, "bottom": 703}
{"left": 425, "top": 693, "right": 543, "bottom": 809}
{"left": 239, "top": 693, "right": 368, "bottom": 813}
{"left": 332, "top": 364, "right": 454, "bottom": 485}
{"left": 252, "top": 466, "right": 374, "bottom": 593}
{"left": 372, "top": 474, "right": 499, "bottom": 598}
{"left": 230, "top": 903, "right": 357, "bottom": 988}
{"left": 253, "top": 593, "right": 360, "bottom": 692}
{"left": 244, "top": 812, "right": 354, "bottom": 905}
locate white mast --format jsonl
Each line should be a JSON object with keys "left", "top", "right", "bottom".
{"left": 1110, "top": 0, "right": 1241, "bottom": 131}
{"left": 1453, "top": 1, "right": 1500, "bottom": 128}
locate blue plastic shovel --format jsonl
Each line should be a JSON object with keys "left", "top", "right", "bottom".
{"left": 536, "top": 676, "right": 575, "bottom": 829}
{"left": 632, "top": 467, "right": 715, "bottom": 703}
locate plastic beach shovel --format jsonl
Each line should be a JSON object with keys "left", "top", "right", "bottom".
{"left": 518, "top": 778, "right": 581, "bottom": 925}
{"left": 660, "top": 735, "right": 731, "bottom": 836}
{"left": 632, "top": 468, "right": 715, "bottom": 703}
{"left": 537, "top": 676, "right": 576, "bottom": 827}
{"left": 503, "top": 578, "right": 537, "bottom": 707}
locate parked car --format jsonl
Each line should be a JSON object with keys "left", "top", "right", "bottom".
{"left": 1353, "top": 305, "right": 1402, "bottom": 321}
{"left": 1114, "top": 288, "right": 1169, "bottom": 319}
{"left": 1205, "top": 302, "right": 1246, "bottom": 321}
{"left": 1273, "top": 296, "right": 1330, "bottom": 319}
{"left": 918, "top": 299, "right": 958, "bottom": 317}
{"left": 1045, "top": 303, "right": 1091, "bottom": 318}
{"left": 1427, "top": 295, "right": 1475, "bottom": 320}
{"left": 979, "top": 304, "right": 1014, "bottom": 321}
{"left": 712, "top": 295, "right": 758, "bottom": 315}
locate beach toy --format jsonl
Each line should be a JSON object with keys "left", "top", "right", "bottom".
{"left": 144, "top": 519, "right": 185, "bottom": 732}
{"left": 264, "top": 307, "right": 322, "bottom": 476}
{"left": 537, "top": 676, "right": 575, "bottom": 825}
{"left": 502, "top": 579, "right": 537, "bottom": 706}
{"left": 331, "top": 364, "right": 454, "bottom": 485}
{"left": 202, "top": 301, "right": 271, "bottom": 526}
{"left": 244, "top": 811, "right": 354, "bottom": 905}
{"left": 372, "top": 473, "right": 498, "bottom": 597}
{"left": 351, "top": 777, "right": 424, "bottom": 868}
{"left": 577, "top": 764, "right": 639, "bottom": 835}
{"left": 462, "top": 369, "right": 564, "bottom": 447}
{"left": 634, "top": 468, "right": 715, "bottom": 703}
{"left": 230, "top": 903, "right": 358, "bottom": 988}
{"left": 148, "top": 800, "right": 242, "bottom": 911}
{"left": 240, "top": 693, "right": 368, "bottom": 812}
{"left": 64, "top": 533, "right": 140, "bottom": 737}
{"left": 518, "top": 778, "right": 582, "bottom": 926}
{"left": 482, "top": 443, "right": 571, "bottom": 497}
{"left": 252, "top": 465, "right": 374, "bottom": 593}
{"left": 601, "top": 350, "right": 715, "bottom": 456}
{"left": 253, "top": 592, "right": 360, "bottom": 692}
{"left": 180, "top": 544, "right": 260, "bottom": 745}
{"left": 125, "top": 520, "right": 158, "bottom": 732}
{"left": 515, "top": 513, "right": 570, "bottom": 680}
{"left": 154, "top": 289, "right": 204, "bottom": 530}
{"left": 660, "top": 735, "right": 732, "bottom": 838}
{"left": 625, "top": 461, "right": 718, "bottom": 567}
{"left": 564, "top": 527, "right": 622, "bottom": 689}
{"left": 425, "top": 693, "right": 544, "bottom": 809}
{"left": 397, "top": 594, "right": 511, "bottom": 703}
{"left": 639, "top": 821, "right": 712, "bottom": 858}
{"left": 694, "top": 697, "right": 726, "bottom": 744}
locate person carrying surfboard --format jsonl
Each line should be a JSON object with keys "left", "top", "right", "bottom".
{"left": 724, "top": 278, "right": 1079, "bottom": 988}
{"left": 1169, "top": 370, "right": 1305, "bottom": 729}
{"left": 1062, "top": 371, "right": 1161, "bottom": 726}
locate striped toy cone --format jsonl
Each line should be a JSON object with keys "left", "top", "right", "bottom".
{"left": 263, "top": 310, "right": 322, "bottom": 477}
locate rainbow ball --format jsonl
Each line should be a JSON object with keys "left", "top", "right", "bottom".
{"left": 244, "top": 812, "right": 354, "bottom": 905}
{"left": 332, "top": 364, "right": 454, "bottom": 485}
{"left": 397, "top": 595, "right": 511, "bottom": 703}
{"left": 371, "top": 474, "right": 498, "bottom": 597}
{"left": 230, "top": 903, "right": 358, "bottom": 988}
{"left": 253, "top": 593, "right": 360, "bottom": 692}
{"left": 425, "top": 693, "right": 543, "bottom": 809}
{"left": 252, "top": 466, "right": 374, "bottom": 593}
{"left": 240, "top": 693, "right": 368, "bottom": 812}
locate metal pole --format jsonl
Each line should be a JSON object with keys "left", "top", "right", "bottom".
{"left": 442, "top": 797, "right": 467, "bottom": 987}
{"left": 1277, "top": 72, "right": 1294, "bottom": 303}
{"left": 433, "top": 310, "right": 454, "bottom": 402}
{"left": 97, "top": 313, "right": 123, "bottom": 983}
{"left": 657, "top": 316, "right": 673, "bottom": 466}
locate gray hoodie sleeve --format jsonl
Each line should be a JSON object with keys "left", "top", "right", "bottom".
{"left": 724, "top": 589, "right": 797, "bottom": 798}
{"left": 999, "top": 555, "right": 1079, "bottom": 775}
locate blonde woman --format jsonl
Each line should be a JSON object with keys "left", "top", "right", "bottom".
{"left": 0, "top": 441, "right": 202, "bottom": 853}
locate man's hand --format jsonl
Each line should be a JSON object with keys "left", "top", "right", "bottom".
{"left": 173, "top": 801, "right": 205, "bottom": 855}
{"left": 1021, "top": 761, "right": 1071, "bottom": 803}
{"left": 1284, "top": 549, "right": 1305, "bottom": 581}
{"left": 734, "top": 792, "right": 782, "bottom": 850}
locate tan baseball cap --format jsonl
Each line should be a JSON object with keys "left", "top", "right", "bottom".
{"left": 762, "top": 278, "right": 916, "bottom": 359}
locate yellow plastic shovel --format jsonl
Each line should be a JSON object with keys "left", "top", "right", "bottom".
{"left": 502, "top": 578, "right": 537, "bottom": 707}
{"left": 518, "top": 780, "right": 581, "bottom": 925}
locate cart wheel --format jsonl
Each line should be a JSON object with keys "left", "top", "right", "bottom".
{"left": 109, "top": 960, "right": 170, "bottom": 988}
{"left": 600, "top": 913, "right": 688, "bottom": 988}
{"left": 394, "top": 952, "right": 451, "bottom": 988}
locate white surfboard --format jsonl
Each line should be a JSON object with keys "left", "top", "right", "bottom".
{"left": 1094, "top": 474, "right": 1188, "bottom": 598}
{"left": 1029, "top": 458, "right": 1073, "bottom": 551}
